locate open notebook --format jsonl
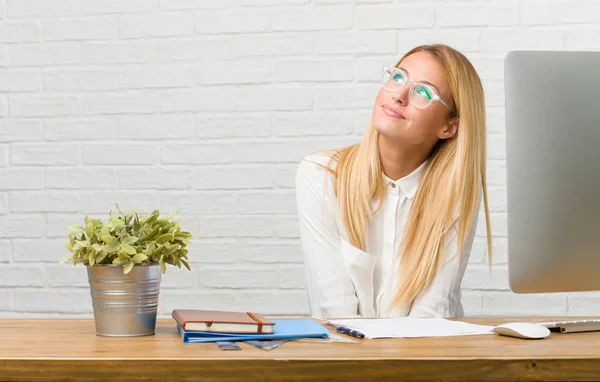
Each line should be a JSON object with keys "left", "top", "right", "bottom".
{"left": 327, "top": 317, "right": 495, "bottom": 339}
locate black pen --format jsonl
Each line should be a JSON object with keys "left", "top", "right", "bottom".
{"left": 335, "top": 325, "right": 365, "bottom": 339}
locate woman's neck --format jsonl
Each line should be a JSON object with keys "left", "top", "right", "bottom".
{"left": 378, "top": 136, "right": 432, "bottom": 181}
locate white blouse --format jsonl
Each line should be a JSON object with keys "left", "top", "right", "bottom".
{"left": 295, "top": 152, "right": 479, "bottom": 319}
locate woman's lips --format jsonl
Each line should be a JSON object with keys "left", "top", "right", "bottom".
{"left": 382, "top": 104, "right": 406, "bottom": 119}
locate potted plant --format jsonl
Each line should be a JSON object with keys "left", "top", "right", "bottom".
{"left": 60, "top": 204, "right": 192, "bottom": 337}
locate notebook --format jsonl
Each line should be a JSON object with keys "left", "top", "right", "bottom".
{"left": 177, "top": 319, "right": 329, "bottom": 343}
{"left": 172, "top": 309, "right": 275, "bottom": 334}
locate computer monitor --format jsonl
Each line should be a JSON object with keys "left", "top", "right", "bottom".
{"left": 505, "top": 50, "right": 600, "bottom": 293}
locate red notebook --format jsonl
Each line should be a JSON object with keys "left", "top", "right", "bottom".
{"left": 172, "top": 309, "right": 275, "bottom": 334}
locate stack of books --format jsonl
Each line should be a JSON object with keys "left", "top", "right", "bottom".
{"left": 172, "top": 309, "right": 329, "bottom": 344}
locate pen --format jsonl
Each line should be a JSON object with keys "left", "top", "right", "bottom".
{"left": 335, "top": 325, "right": 365, "bottom": 339}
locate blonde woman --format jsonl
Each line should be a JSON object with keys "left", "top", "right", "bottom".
{"left": 295, "top": 44, "right": 492, "bottom": 319}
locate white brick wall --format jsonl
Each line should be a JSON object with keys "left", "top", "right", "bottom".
{"left": 0, "top": 0, "right": 597, "bottom": 318}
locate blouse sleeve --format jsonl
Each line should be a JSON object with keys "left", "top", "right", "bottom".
{"left": 295, "top": 157, "right": 361, "bottom": 318}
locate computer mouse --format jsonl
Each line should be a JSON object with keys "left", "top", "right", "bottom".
{"left": 493, "top": 322, "right": 551, "bottom": 339}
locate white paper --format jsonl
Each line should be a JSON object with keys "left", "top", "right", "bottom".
{"left": 327, "top": 317, "right": 495, "bottom": 339}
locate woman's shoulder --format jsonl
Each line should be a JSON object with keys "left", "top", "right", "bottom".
{"left": 299, "top": 151, "right": 337, "bottom": 169}
{"left": 295, "top": 151, "right": 338, "bottom": 189}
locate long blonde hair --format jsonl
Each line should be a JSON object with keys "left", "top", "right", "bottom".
{"left": 323, "top": 44, "right": 492, "bottom": 310}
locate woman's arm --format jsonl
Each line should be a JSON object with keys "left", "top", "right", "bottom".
{"left": 295, "top": 157, "right": 360, "bottom": 318}
{"left": 408, "top": 200, "right": 481, "bottom": 318}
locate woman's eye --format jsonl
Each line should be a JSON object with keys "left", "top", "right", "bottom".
{"left": 415, "top": 85, "right": 432, "bottom": 100}
{"left": 392, "top": 73, "right": 404, "bottom": 83}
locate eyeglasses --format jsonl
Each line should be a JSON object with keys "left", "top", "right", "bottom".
{"left": 381, "top": 66, "right": 455, "bottom": 114}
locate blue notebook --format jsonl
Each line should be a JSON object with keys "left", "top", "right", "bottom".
{"left": 177, "top": 319, "right": 329, "bottom": 343}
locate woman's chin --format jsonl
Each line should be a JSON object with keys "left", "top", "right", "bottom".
{"left": 372, "top": 119, "right": 405, "bottom": 138}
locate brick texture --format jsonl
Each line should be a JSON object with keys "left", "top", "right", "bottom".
{"left": 0, "top": 0, "right": 593, "bottom": 318}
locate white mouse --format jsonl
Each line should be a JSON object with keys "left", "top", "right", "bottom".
{"left": 493, "top": 322, "right": 551, "bottom": 339}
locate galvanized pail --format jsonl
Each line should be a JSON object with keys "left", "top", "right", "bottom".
{"left": 86, "top": 264, "right": 161, "bottom": 337}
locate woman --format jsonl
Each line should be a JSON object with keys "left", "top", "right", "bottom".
{"left": 295, "top": 44, "right": 492, "bottom": 319}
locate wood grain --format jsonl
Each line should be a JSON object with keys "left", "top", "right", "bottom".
{"left": 2, "top": 317, "right": 600, "bottom": 381}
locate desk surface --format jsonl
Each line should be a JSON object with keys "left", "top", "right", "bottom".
{"left": 2, "top": 316, "right": 600, "bottom": 382}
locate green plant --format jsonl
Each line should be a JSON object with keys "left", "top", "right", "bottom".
{"left": 60, "top": 204, "right": 192, "bottom": 274}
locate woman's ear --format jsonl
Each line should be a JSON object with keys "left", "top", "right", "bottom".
{"left": 438, "top": 117, "right": 459, "bottom": 140}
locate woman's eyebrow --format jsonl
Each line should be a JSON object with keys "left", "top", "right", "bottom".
{"left": 398, "top": 66, "right": 441, "bottom": 93}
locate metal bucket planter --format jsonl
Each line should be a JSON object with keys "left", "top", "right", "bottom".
{"left": 87, "top": 264, "right": 161, "bottom": 337}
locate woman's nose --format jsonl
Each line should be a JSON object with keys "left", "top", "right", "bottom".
{"left": 391, "top": 84, "right": 410, "bottom": 105}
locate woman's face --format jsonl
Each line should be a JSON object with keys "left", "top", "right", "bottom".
{"left": 371, "top": 51, "right": 457, "bottom": 146}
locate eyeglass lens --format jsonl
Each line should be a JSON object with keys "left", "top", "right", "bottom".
{"left": 381, "top": 68, "right": 435, "bottom": 109}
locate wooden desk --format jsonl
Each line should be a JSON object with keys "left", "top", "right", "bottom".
{"left": 1, "top": 317, "right": 600, "bottom": 381}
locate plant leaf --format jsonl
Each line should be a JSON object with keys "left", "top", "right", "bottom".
{"left": 154, "top": 243, "right": 166, "bottom": 256}
{"left": 95, "top": 251, "right": 108, "bottom": 264}
{"left": 156, "top": 233, "right": 174, "bottom": 244}
{"left": 86, "top": 220, "right": 95, "bottom": 240}
{"left": 132, "top": 253, "right": 148, "bottom": 263}
{"left": 180, "top": 259, "right": 191, "bottom": 271}
{"left": 164, "top": 243, "right": 178, "bottom": 256}
{"left": 108, "top": 215, "right": 125, "bottom": 229}
{"left": 175, "top": 232, "right": 192, "bottom": 240}
{"left": 102, "top": 244, "right": 119, "bottom": 254}
{"left": 112, "top": 257, "right": 124, "bottom": 265}
{"left": 121, "top": 244, "right": 137, "bottom": 255}
{"left": 59, "top": 253, "right": 72, "bottom": 264}
{"left": 145, "top": 226, "right": 161, "bottom": 241}
{"left": 73, "top": 240, "right": 89, "bottom": 251}
{"left": 145, "top": 242, "right": 155, "bottom": 258}
{"left": 102, "top": 235, "right": 119, "bottom": 246}
{"left": 156, "top": 218, "right": 169, "bottom": 228}
{"left": 167, "top": 208, "right": 181, "bottom": 220}
{"left": 68, "top": 225, "right": 85, "bottom": 236}
{"left": 100, "top": 226, "right": 110, "bottom": 237}
{"left": 118, "top": 251, "right": 130, "bottom": 261}
{"left": 179, "top": 248, "right": 188, "bottom": 260}
{"left": 92, "top": 243, "right": 103, "bottom": 252}
{"left": 173, "top": 256, "right": 181, "bottom": 268}
{"left": 123, "top": 262, "right": 134, "bottom": 274}
{"left": 144, "top": 212, "right": 158, "bottom": 226}
{"left": 121, "top": 236, "right": 139, "bottom": 246}
{"left": 159, "top": 255, "right": 166, "bottom": 274}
